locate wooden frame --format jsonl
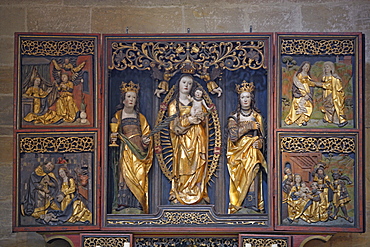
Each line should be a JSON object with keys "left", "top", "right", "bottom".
{"left": 274, "top": 33, "right": 364, "bottom": 232}
{"left": 13, "top": 33, "right": 101, "bottom": 231}
{"left": 12, "top": 32, "right": 364, "bottom": 242}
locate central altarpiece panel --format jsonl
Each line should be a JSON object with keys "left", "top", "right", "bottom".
{"left": 103, "top": 34, "right": 272, "bottom": 230}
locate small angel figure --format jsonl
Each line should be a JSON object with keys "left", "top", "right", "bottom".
{"left": 187, "top": 87, "right": 214, "bottom": 120}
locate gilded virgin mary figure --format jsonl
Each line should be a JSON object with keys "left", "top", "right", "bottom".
{"left": 285, "top": 61, "right": 316, "bottom": 126}
{"left": 226, "top": 81, "right": 267, "bottom": 214}
{"left": 168, "top": 74, "right": 210, "bottom": 205}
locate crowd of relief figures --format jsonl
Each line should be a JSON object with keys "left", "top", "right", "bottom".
{"left": 281, "top": 156, "right": 355, "bottom": 225}
{"left": 282, "top": 58, "right": 353, "bottom": 128}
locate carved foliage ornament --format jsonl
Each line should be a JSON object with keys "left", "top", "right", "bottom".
{"left": 109, "top": 40, "right": 266, "bottom": 72}
{"left": 281, "top": 39, "right": 355, "bottom": 55}
{"left": 20, "top": 136, "right": 95, "bottom": 153}
{"left": 280, "top": 137, "right": 355, "bottom": 153}
{"left": 135, "top": 237, "right": 238, "bottom": 247}
{"left": 83, "top": 237, "right": 129, "bottom": 247}
{"left": 21, "top": 39, "right": 95, "bottom": 56}
{"left": 243, "top": 237, "right": 288, "bottom": 247}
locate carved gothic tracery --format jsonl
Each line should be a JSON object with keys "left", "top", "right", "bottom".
{"left": 280, "top": 137, "right": 355, "bottom": 153}
{"left": 109, "top": 40, "right": 266, "bottom": 71}
{"left": 21, "top": 39, "right": 95, "bottom": 56}
{"left": 281, "top": 39, "right": 355, "bottom": 55}
{"left": 20, "top": 136, "right": 95, "bottom": 153}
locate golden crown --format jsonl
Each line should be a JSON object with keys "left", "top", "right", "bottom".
{"left": 180, "top": 58, "right": 197, "bottom": 74}
{"left": 236, "top": 81, "right": 255, "bottom": 94}
{"left": 120, "top": 81, "right": 140, "bottom": 94}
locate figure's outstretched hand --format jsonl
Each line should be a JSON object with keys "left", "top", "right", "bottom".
{"left": 252, "top": 138, "right": 263, "bottom": 149}
{"left": 256, "top": 121, "right": 261, "bottom": 129}
{"left": 211, "top": 87, "right": 223, "bottom": 97}
{"left": 142, "top": 135, "right": 150, "bottom": 145}
{"left": 154, "top": 88, "right": 166, "bottom": 98}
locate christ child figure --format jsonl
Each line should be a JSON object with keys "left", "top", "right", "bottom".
{"left": 296, "top": 181, "right": 311, "bottom": 200}
{"left": 187, "top": 87, "right": 213, "bottom": 121}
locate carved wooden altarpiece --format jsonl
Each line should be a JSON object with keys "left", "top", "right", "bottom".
{"left": 13, "top": 33, "right": 364, "bottom": 247}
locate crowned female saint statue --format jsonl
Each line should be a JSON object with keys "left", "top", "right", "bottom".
{"left": 226, "top": 81, "right": 268, "bottom": 214}
{"left": 109, "top": 81, "right": 153, "bottom": 214}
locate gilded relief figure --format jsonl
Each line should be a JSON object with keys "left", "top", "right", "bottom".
{"left": 56, "top": 167, "right": 92, "bottom": 223}
{"left": 312, "top": 163, "right": 331, "bottom": 187}
{"left": 21, "top": 162, "right": 60, "bottom": 222}
{"left": 304, "top": 181, "right": 329, "bottom": 223}
{"left": 52, "top": 57, "right": 86, "bottom": 79}
{"left": 23, "top": 75, "right": 62, "bottom": 124}
{"left": 311, "top": 164, "right": 331, "bottom": 222}
{"left": 168, "top": 75, "right": 210, "bottom": 205}
{"left": 110, "top": 81, "right": 153, "bottom": 213}
{"left": 285, "top": 62, "right": 317, "bottom": 126}
{"left": 55, "top": 73, "right": 79, "bottom": 123}
{"left": 317, "top": 61, "right": 348, "bottom": 127}
{"left": 286, "top": 174, "right": 311, "bottom": 222}
{"left": 282, "top": 164, "right": 293, "bottom": 202}
{"left": 329, "top": 169, "right": 353, "bottom": 222}
{"left": 227, "top": 81, "right": 267, "bottom": 214}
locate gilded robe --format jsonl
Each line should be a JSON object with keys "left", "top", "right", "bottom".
{"left": 287, "top": 184, "right": 311, "bottom": 221}
{"left": 56, "top": 80, "right": 79, "bottom": 123}
{"left": 23, "top": 86, "right": 62, "bottom": 124}
{"left": 168, "top": 100, "right": 209, "bottom": 205}
{"left": 60, "top": 178, "right": 92, "bottom": 223}
{"left": 115, "top": 110, "right": 153, "bottom": 213}
{"left": 285, "top": 73, "right": 315, "bottom": 126}
{"left": 321, "top": 75, "right": 347, "bottom": 125}
{"left": 227, "top": 111, "right": 267, "bottom": 214}
{"left": 303, "top": 189, "right": 329, "bottom": 223}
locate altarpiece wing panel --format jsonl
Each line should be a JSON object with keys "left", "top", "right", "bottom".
{"left": 275, "top": 33, "right": 364, "bottom": 232}
{"left": 13, "top": 33, "right": 100, "bottom": 231}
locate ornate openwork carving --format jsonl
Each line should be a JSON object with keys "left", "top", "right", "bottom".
{"left": 280, "top": 137, "right": 355, "bottom": 153}
{"left": 242, "top": 237, "right": 288, "bottom": 247}
{"left": 135, "top": 237, "right": 238, "bottom": 247}
{"left": 281, "top": 39, "right": 355, "bottom": 55}
{"left": 107, "top": 206, "right": 266, "bottom": 226}
{"left": 83, "top": 237, "right": 129, "bottom": 247}
{"left": 109, "top": 40, "right": 266, "bottom": 71}
{"left": 21, "top": 39, "right": 95, "bottom": 56}
{"left": 20, "top": 136, "right": 95, "bottom": 153}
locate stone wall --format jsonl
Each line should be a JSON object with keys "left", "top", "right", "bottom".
{"left": 0, "top": 0, "right": 368, "bottom": 246}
